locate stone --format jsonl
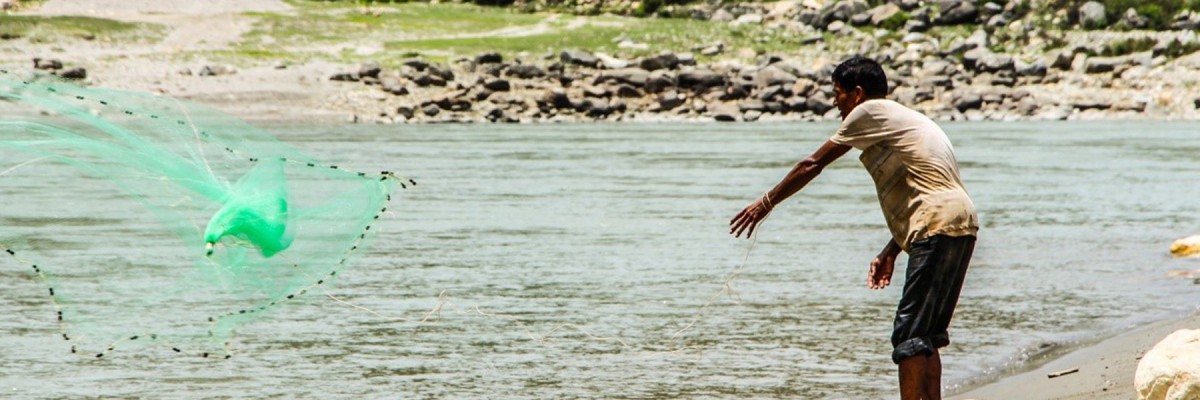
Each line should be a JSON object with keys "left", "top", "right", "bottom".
{"left": 953, "top": 92, "right": 983, "bottom": 111}
{"left": 483, "top": 79, "right": 511, "bottom": 92}
{"left": 806, "top": 91, "right": 834, "bottom": 114}
{"left": 818, "top": 0, "right": 869, "bottom": 27}
{"left": 1170, "top": 235, "right": 1200, "bottom": 257}
{"left": 595, "top": 52, "right": 630, "bottom": 69}
{"left": 1135, "top": 329, "right": 1200, "bottom": 400}
{"left": 640, "top": 53, "right": 680, "bottom": 71}
{"left": 754, "top": 65, "right": 798, "bottom": 88}
{"left": 505, "top": 64, "right": 546, "bottom": 79}
{"left": 1119, "top": 8, "right": 1150, "bottom": 29}
{"left": 935, "top": 0, "right": 978, "bottom": 25}
{"left": 678, "top": 69, "right": 727, "bottom": 91}
{"left": 658, "top": 91, "right": 686, "bottom": 111}
{"left": 543, "top": 89, "right": 573, "bottom": 109}
{"left": 58, "top": 67, "right": 86, "bottom": 80}
{"left": 1084, "top": 56, "right": 1127, "bottom": 74}
{"left": 615, "top": 84, "right": 641, "bottom": 98}
{"left": 395, "top": 106, "right": 415, "bottom": 119}
{"left": 422, "top": 104, "right": 440, "bottom": 117}
{"left": 382, "top": 81, "right": 409, "bottom": 95}
{"left": 594, "top": 68, "right": 650, "bottom": 86}
{"left": 903, "top": 19, "right": 928, "bottom": 32}
{"left": 709, "top": 102, "right": 741, "bottom": 121}
{"left": 711, "top": 8, "right": 735, "bottom": 22}
{"left": 357, "top": 62, "right": 382, "bottom": 79}
{"left": 475, "top": 52, "right": 503, "bottom": 64}
{"left": 732, "top": 13, "right": 764, "bottom": 27}
{"left": 965, "top": 28, "right": 989, "bottom": 50}
{"left": 870, "top": 3, "right": 902, "bottom": 26}
{"left": 33, "top": 58, "right": 63, "bottom": 70}
{"left": 403, "top": 59, "right": 430, "bottom": 71}
{"left": 411, "top": 73, "right": 446, "bottom": 87}
{"left": 330, "top": 72, "right": 358, "bottom": 82}
{"left": 561, "top": 50, "right": 600, "bottom": 68}
{"left": 1078, "top": 1, "right": 1106, "bottom": 29}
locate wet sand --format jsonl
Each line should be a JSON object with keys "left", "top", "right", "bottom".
{"left": 952, "top": 309, "right": 1200, "bottom": 400}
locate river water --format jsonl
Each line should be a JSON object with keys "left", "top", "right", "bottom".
{"left": 1, "top": 121, "right": 1198, "bottom": 399}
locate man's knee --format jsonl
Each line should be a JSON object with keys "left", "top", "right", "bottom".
{"left": 893, "top": 337, "right": 935, "bottom": 364}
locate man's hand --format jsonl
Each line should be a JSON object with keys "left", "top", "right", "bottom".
{"left": 729, "top": 198, "right": 771, "bottom": 238}
{"left": 868, "top": 252, "right": 896, "bottom": 289}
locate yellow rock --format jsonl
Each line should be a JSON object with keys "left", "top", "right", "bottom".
{"left": 1169, "top": 235, "right": 1200, "bottom": 258}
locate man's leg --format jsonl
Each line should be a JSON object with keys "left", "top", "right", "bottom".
{"left": 925, "top": 350, "right": 942, "bottom": 400}
{"left": 898, "top": 354, "right": 927, "bottom": 400}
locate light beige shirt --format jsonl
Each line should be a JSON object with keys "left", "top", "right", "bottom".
{"left": 830, "top": 99, "right": 978, "bottom": 252}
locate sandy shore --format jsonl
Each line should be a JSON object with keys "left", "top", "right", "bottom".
{"left": 951, "top": 309, "right": 1200, "bottom": 400}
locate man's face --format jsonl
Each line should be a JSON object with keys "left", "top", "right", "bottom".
{"left": 833, "top": 83, "right": 862, "bottom": 120}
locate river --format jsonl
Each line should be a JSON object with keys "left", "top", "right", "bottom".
{"left": 2, "top": 121, "right": 1198, "bottom": 399}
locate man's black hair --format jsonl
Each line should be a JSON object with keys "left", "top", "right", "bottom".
{"left": 832, "top": 56, "right": 888, "bottom": 98}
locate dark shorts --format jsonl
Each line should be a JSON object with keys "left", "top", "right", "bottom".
{"left": 891, "top": 234, "right": 976, "bottom": 364}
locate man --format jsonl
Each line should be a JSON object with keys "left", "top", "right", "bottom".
{"left": 729, "top": 56, "right": 978, "bottom": 400}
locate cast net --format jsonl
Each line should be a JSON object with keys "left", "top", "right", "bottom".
{"left": 0, "top": 69, "right": 408, "bottom": 358}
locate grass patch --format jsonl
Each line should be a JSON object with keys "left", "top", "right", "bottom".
{"left": 237, "top": 0, "right": 814, "bottom": 64}
{"left": 0, "top": 15, "right": 164, "bottom": 43}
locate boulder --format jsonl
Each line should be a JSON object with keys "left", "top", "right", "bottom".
{"left": 754, "top": 65, "right": 798, "bottom": 88}
{"left": 645, "top": 70, "right": 676, "bottom": 93}
{"left": 1078, "top": 1, "right": 1106, "bottom": 29}
{"left": 935, "top": 0, "right": 978, "bottom": 25}
{"left": 818, "top": 0, "right": 869, "bottom": 27}
{"left": 657, "top": 91, "right": 686, "bottom": 111}
{"left": 1135, "top": 329, "right": 1200, "bottom": 400}
{"left": 709, "top": 102, "right": 741, "bottom": 121}
{"left": 1170, "top": 235, "right": 1200, "bottom": 257}
{"left": 953, "top": 91, "right": 983, "bottom": 111}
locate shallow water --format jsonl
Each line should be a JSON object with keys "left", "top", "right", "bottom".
{"left": 2, "top": 121, "right": 1198, "bottom": 399}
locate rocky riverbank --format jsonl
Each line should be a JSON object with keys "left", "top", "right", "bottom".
{"left": 3, "top": 0, "right": 1199, "bottom": 123}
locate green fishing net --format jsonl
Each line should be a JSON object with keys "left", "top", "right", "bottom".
{"left": 0, "top": 70, "right": 408, "bottom": 358}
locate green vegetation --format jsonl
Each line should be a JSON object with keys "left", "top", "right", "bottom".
{"left": 0, "top": 15, "right": 164, "bottom": 43}
{"left": 238, "top": 1, "right": 812, "bottom": 64}
{"left": 1100, "top": 36, "right": 1157, "bottom": 56}
{"left": 878, "top": 11, "right": 911, "bottom": 32}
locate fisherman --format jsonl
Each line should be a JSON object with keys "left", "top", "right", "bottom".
{"left": 729, "top": 56, "right": 979, "bottom": 400}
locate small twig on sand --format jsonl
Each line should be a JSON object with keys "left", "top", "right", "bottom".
{"left": 1048, "top": 368, "right": 1080, "bottom": 379}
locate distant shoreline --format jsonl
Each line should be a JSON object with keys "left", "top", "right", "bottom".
{"left": 2, "top": 0, "right": 1199, "bottom": 124}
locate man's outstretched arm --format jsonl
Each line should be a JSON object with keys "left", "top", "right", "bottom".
{"left": 730, "top": 139, "right": 852, "bottom": 238}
